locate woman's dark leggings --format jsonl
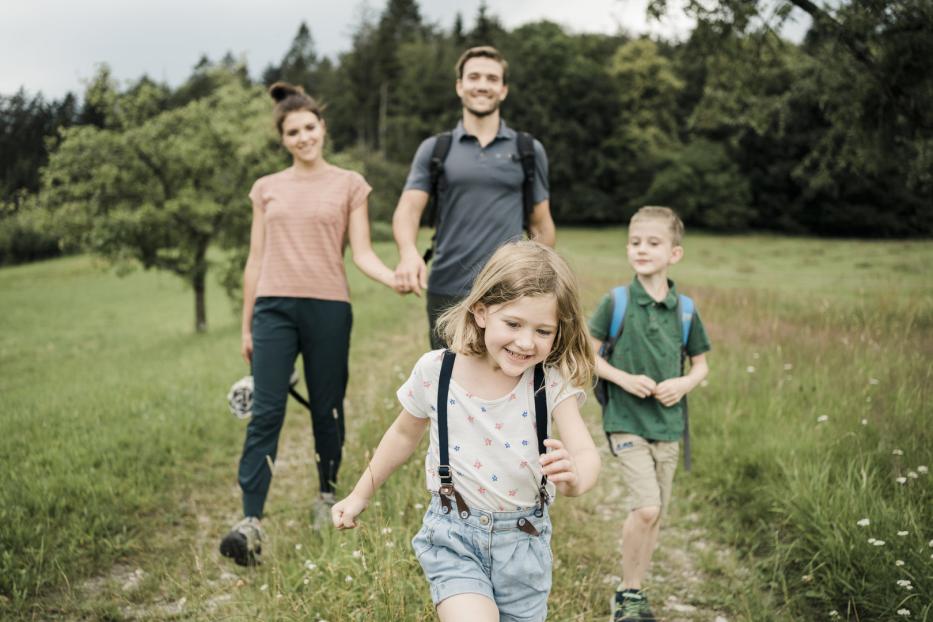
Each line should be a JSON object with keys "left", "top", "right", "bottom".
{"left": 238, "top": 297, "right": 352, "bottom": 519}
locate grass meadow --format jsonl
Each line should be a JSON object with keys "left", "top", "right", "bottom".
{"left": 1, "top": 229, "right": 931, "bottom": 620}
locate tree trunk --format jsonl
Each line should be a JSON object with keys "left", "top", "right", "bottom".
{"left": 193, "top": 243, "right": 208, "bottom": 333}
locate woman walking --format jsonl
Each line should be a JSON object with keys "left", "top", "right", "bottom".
{"left": 220, "top": 82, "right": 399, "bottom": 566}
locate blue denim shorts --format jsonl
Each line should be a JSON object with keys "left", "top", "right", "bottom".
{"left": 411, "top": 495, "right": 553, "bottom": 622}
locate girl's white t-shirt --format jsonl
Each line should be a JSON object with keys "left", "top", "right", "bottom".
{"left": 397, "top": 349, "right": 585, "bottom": 512}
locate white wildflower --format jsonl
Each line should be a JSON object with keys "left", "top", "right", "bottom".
{"left": 829, "top": 611, "right": 839, "bottom": 619}
{"left": 802, "top": 574, "right": 813, "bottom": 583}
{"left": 861, "top": 419, "right": 868, "bottom": 425}
{"left": 295, "top": 543, "right": 302, "bottom": 551}
{"left": 746, "top": 366, "right": 756, "bottom": 373}
{"left": 381, "top": 527, "right": 392, "bottom": 535}
{"left": 897, "top": 609, "right": 910, "bottom": 617}
{"left": 868, "top": 538, "right": 877, "bottom": 544}
{"left": 918, "top": 466, "right": 928, "bottom": 474}
{"left": 414, "top": 503, "right": 424, "bottom": 510}
{"left": 895, "top": 560, "right": 905, "bottom": 566}
{"left": 783, "top": 363, "right": 793, "bottom": 371}
{"left": 873, "top": 539, "right": 886, "bottom": 546}
{"left": 259, "top": 584, "right": 268, "bottom": 591}
{"left": 898, "top": 531, "right": 909, "bottom": 536}
{"left": 892, "top": 449, "right": 904, "bottom": 456}
{"left": 817, "top": 415, "right": 829, "bottom": 423}
{"left": 345, "top": 575, "right": 354, "bottom": 583}
{"left": 386, "top": 541, "right": 395, "bottom": 548}
{"left": 897, "top": 580, "right": 912, "bottom": 587}
{"left": 303, "top": 578, "right": 310, "bottom": 585}
{"left": 868, "top": 378, "right": 879, "bottom": 385}
{"left": 896, "top": 477, "right": 907, "bottom": 484}
{"left": 857, "top": 518, "right": 870, "bottom": 527}
{"left": 352, "top": 550, "right": 363, "bottom": 558}
{"left": 304, "top": 561, "right": 317, "bottom": 571}
{"left": 928, "top": 539, "right": 933, "bottom": 547}
{"left": 374, "top": 500, "right": 381, "bottom": 506}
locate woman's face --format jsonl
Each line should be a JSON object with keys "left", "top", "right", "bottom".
{"left": 281, "top": 109, "right": 325, "bottom": 165}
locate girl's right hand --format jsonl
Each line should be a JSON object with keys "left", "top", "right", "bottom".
{"left": 241, "top": 332, "right": 253, "bottom": 364}
{"left": 332, "top": 493, "right": 368, "bottom": 529}
{"left": 617, "top": 371, "right": 656, "bottom": 399}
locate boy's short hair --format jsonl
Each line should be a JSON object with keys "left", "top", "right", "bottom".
{"left": 455, "top": 46, "right": 509, "bottom": 83}
{"left": 630, "top": 206, "right": 685, "bottom": 246}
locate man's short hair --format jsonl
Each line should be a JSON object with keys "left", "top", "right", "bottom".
{"left": 455, "top": 46, "right": 509, "bottom": 83}
{"left": 630, "top": 206, "right": 685, "bottom": 246}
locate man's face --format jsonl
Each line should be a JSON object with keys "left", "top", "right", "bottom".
{"left": 456, "top": 57, "right": 508, "bottom": 118}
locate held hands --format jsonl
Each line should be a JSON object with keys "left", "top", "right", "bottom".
{"left": 539, "top": 438, "right": 577, "bottom": 495}
{"left": 331, "top": 493, "right": 369, "bottom": 529}
{"left": 394, "top": 253, "right": 428, "bottom": 297}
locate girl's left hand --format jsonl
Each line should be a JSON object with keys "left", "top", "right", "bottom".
{"left": 539, "top": 438, "right": 577, "bottom": 489}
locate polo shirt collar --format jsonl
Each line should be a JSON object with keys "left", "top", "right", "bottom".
{"left": 454, "top": 119, "right": 514, "bottom": 142}
{"left": 630, "top": 277, "right": 679, "bottom": 309}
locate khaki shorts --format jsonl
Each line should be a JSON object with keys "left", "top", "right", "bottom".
{"left": 608, "top": 433, "right": 680, "bottom": 516}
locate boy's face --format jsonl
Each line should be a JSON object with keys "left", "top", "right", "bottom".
{"left": 627, "top": 218, "right": 683, "bottom": 278}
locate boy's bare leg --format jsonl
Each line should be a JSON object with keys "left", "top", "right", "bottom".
{"left": 621, "top": 505, "right": 661, "bottom": 589}
{"left": 437, "top": 593, "right": 498, "bottom": 622}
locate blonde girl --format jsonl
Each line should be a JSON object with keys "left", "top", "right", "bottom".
{"left": 220, "top": 82, "right": 399, "bottom": 566}
{"left": 333, "top": 240, "right": 600, "bottom": 622}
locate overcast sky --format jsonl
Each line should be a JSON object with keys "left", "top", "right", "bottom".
{"left": 1, "top": 0, "right": 705, "bottom": 99}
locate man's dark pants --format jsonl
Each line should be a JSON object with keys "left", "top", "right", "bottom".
{"left": 427, "top": 292, "right": 464, "bottom": 350}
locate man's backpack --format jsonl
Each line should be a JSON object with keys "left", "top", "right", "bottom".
{"left": 421, "top": 130, "right": 536, "bottom": 263}
{"left": 594, "top": 285, "right": 697, "bottom": 470}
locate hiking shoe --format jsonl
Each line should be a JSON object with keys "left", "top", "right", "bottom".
{"left": 610, "top": 589, "right": 656, "bottom": 622}
{"left": 219, "top": 517, "right": 264, "bottom": 566}
{"left": 312, "top": 493, "right": 336, "bottom": 530}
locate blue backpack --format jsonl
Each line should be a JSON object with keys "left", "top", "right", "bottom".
{"left": 594, "top": 285, "right": 696, "bottom": 470}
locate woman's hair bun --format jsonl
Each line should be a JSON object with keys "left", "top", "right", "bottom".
{"left": 269, "top": 82, "right": 305, "bottom": 103}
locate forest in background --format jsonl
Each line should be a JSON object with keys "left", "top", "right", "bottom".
{"left": 1, "top": 0, "right": 931, "bottom": 268}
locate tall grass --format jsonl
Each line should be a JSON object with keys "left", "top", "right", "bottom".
{"left": 1, "top": 231, "right": 930, "bottom": 620}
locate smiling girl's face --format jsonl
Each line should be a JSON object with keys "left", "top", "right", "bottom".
{"left": 473, "top": 294, "right": 558, "bottom": 377}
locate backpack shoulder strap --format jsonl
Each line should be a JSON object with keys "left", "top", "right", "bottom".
{"left": 422, "top": 132, "right": 454, "bottom": 263}
{"left": 607, "top": 286, "right": 628, "bottom": 346}
{"left": 533, "top": 363, "right": 548, "bottom": 457}
{"left": 426, "top": 132, "right": 454, "bottom": 228}
{"left": 678, "top": 294, "right": 695, "bottom": 348}
{"left": 516, "top": 131, "right": 536, "bottom": 232}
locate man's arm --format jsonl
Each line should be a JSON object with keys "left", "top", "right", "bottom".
{"left": 528, "top": 199, "right": 556, "bottom": 246}
{"left": 391, "top": 189, "right": 430, "bottom": 296}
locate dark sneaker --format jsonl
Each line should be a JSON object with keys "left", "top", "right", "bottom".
{"left": 610, "top": 589, "right": 656, "bottom": 622}
{"left": 219, "top": 517, "right": 264, "bottom": 566}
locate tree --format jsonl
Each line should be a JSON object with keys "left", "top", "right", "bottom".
{"left": 43, "top": 73, "right": 282, "bottom": 332}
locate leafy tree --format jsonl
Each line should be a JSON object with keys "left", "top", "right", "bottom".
{"left": 262, "top": 22, "right": 321, "bottom": 92}
{"left": 42, "top": 73, "right": 282, "bottom": 332}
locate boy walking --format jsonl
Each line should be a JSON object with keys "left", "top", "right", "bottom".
{"left": 588, "top": 207, "right": 710, "bottom": 622}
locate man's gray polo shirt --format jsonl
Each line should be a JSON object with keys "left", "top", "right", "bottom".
{"left": 403, "top": 120, "right": 549, "bottom": 297}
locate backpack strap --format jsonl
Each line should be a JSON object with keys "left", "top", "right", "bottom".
{"left": 516, "top": 132, "right": 536, "bottom": 232}
{"left": 422, "top": 132, "right": 454, "bottom": 263}
{"left": 677, "top": 294, "right": 695, "bottom": 472}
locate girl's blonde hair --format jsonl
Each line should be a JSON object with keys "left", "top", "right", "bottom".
{"left": 436, "top": 241, "right": 595, "bottom": 388}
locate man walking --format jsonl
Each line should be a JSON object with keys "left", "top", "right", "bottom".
{"left": 392, "top": 46, "right": 556, "bottom": 348}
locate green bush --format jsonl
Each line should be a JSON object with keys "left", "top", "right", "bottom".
{"left": 0, "top": 195, "right": 63, "bottom": 266}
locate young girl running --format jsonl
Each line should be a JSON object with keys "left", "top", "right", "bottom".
{"left": 332, "top": 241, "right": 600, "bottom": 622}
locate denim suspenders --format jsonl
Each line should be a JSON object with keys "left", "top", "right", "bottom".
{"left": 436, "top": 350, "right": 550, "bottom": 536}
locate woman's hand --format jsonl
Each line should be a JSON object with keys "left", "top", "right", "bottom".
{"left": 241, "top": 331, "right": 253, "bottom": 364}
{"left": 331, "top": 493, "right": 369, "bottom": 529}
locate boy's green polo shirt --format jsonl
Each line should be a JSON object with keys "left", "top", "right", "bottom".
{"left": 588, "top": 278, "right": 711, "bottom": 441}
